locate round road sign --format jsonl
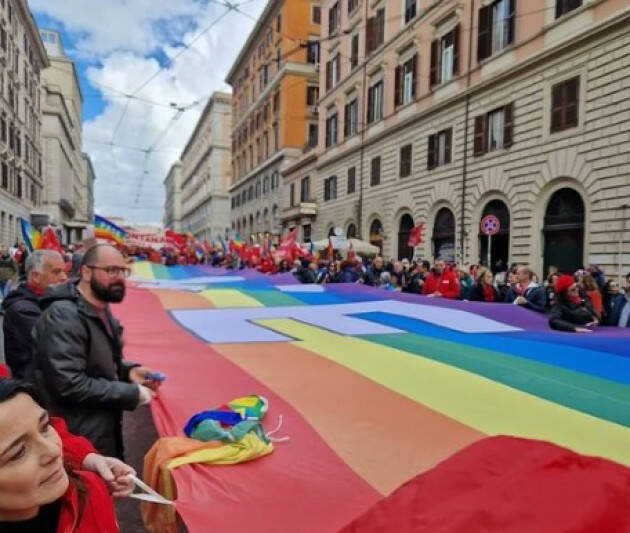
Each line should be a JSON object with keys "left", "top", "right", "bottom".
{"left": 480, "top": 215, "right": 500, "bottom": 236}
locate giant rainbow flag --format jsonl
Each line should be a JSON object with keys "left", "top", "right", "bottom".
{"left": 120, "top": 263, "right": 630, "bottom": 532}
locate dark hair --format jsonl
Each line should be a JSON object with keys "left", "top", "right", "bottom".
{"left": 421, "top": 260, "right": 431, "bottom": 270}
{"left": 0, "top": 378, "right": 45, "bottom": 407}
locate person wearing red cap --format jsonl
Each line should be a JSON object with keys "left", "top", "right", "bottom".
{"left": 549, "top": 274, "right": 599, "bottom": 333}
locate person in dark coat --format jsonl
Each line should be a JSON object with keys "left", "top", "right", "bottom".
{"left": 33, "top": 244, "right": 159, "bottom": 458}
{"left": 549, "top": 274, "right": 599, "bottom": 333}
{"left": 2, "top": 250, "right": 68, "bottom": 380}
{"left": 364, "top": 256, "right": 385, "bottom": 286}
{"left": 504, "top": 266, "right": 546, "bottom": 312}
{"left": 469, "top": 268, "right": 500, "bottom": 302}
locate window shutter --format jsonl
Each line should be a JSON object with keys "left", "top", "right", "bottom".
{"left": 326, "top": 60, "right": 332, "bottom": 91}
{"left": 365, "top": 17, "right": 375, "bottom": 55}
{"left": 565, "top": 77, "right": 579, "bottom": 128}
{"left": 411, "top": 54, "right": 418, "bottom": 99}
{"left": 477, "top": 5, "right": 491, "bottom": 62}
{"left": 427, "top": 134, "right": 436, "bottom": 170}
{"left": 453, "top": 25, "right": 460, "bottom": 75}
{"left": 394, "top": 65, "right": 402, "bottom": 107}
{"left": 507, "top": 0, "right": 516, "bottom": 46}
{"left": 335, "top": 54, "right": 341, "bottom": 83}
{"left": 430, "top": 39, "right": 439, "bottom": 86}
{"left": 344, "top": 104, "right": 349, "bottom": 137}
{"left": 503, "top": 103, "right": 514, "bottom": 148}
{"left": 367, "top": 85, "right": 374, "bottom": 123}
{"left": 474, "top": 114, "right": 486, "bottom": 155}
{"left": 550, "top": 83, "right": 563, "bottom": 133}
{"left": 325, "top": 119, "right": 330, "bottom": 147}
{"left": 444, "top": 128, "right": 452, "bottom": 164}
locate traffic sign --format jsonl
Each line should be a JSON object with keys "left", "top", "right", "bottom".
{"left": 480, "top": 215, "right": 500, "bottom": 236}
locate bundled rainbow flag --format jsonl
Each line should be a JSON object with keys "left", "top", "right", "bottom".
{"left": 20, "top": 219, "right": 43, "bottom": 251}
{"left": 94, "top": 214, "right": 126, "bottom": 245}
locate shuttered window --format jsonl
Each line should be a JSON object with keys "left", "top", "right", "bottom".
{"left": 550, "top": 77, "right": 579, "bottom": 133}
{"left": 400, "top": 144, "right": 412, "bottom": 178}
{"left": 370, "top": 157, "right": 381, "bottom": 186}
{"left": 477, "top": 0, "right": 515, "bottom": 63}
{"left": 325, "top": 113, "right": 338, "bottom": 147}
{"left": 367, "top": 80, "right": 384, "bottom": 123}
{"left": 347, "top": 167, "right": 356, "bottom": 194}
{"left": 365, "top": 8, "right": 385, "bottom": 55}
{"left": 473, "top": 103, "right": 514, "bottom": 156}
{"left": 395, "top": 54, "right": 417, "bottom": 108}
{"left": 344, "top": 98, "right": 358, "bottom": 138}
{"left": 430, "top": 25, "right": 459, "bottom": 87}
{"left": 556, "top": 0, "right": 582, "bottom": 18}
{"left": 427, "top": 128, "right": 452, "bottom": 170}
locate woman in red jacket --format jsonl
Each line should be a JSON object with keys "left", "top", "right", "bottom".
{"left": 0, "top": 379, "right": 133, "bottom": 532}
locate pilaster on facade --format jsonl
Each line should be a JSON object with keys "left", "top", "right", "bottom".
{"left": 314, "top": 0, "right": 630, "bottom": 279}
{"left": 163, "top": 162, "right": 183, "bottom": 232}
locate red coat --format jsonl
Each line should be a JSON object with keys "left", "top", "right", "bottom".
{"left": 53, "top": 418, "right": 121, "bottom": 533}
{"left": 421, "top": 270, "right": 460, "bottom": 299}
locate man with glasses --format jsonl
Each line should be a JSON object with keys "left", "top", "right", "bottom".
{"left": 32, "top": 244, "right": 158, "bottom": 459}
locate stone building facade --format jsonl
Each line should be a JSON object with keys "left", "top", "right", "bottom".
{"left": 180, "top": 92, "right": 232, "bottom": 241}
{"left": 163, "top": 162, "right": 182, "bottom": 232}
{"left": 226, "top": 0, "right": 321, "bottom": 241}
{"left": 314, "top": 0, "right": 630, "bottom": 279}
{"left": 0, "top": 0, "right": 48, "bottom": 246}
{"left": 40, "top": 29, "right": 89, "bottom": 244}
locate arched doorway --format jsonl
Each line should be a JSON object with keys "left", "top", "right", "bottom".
{"left": 398, "top": 214, "right": 415, "bottom": 260}
{"left": 369, "top": 219, "right": 384, "bottom": 254}
{"left": 328, "top": 226, "right": 335, "bottom": 237}
{"left": 479, "top": 200, "right": 510, "bottom": 271}
{"left": 432, "top": 207, "right": 455, "bottom": 262}
{"left": 543, "top": 188, "right": 585, "bottom": 276}
{"left": 346, "top": 223, "right": 357, "bottom": 239}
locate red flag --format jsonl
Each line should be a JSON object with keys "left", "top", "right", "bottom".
{"left": 165, "top": 229, "right": 187, "bottom": 250}
{"left": 348, "top": 241, "right": 357, "bottom": 261}
{"left": 41, "top": 227, "right": 63, "bottom": 253}
{"left": 408, "top": 223, "right": 424, "bottom": 248}
{"left": 327, "top": 237, "right": 334, "bottom": 260}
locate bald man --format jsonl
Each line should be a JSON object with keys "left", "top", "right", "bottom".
{"left": 33, "top": 244, "right": 158, "bottom": 458}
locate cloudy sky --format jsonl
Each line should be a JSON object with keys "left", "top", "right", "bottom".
{"left": 31, "top": 0, "right": 266, "bottom": 225}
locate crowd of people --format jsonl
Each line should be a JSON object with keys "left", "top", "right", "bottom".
{"left": 0, "top": 237, "right": 628, "bottom": 530}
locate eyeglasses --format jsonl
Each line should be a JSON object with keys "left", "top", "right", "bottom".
{"left": 85, "top": 265, "right": 132, "bottom": 278}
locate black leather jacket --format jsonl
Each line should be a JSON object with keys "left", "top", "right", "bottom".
{"left": 33, "top": 281, "right": 140, "bottom": 458}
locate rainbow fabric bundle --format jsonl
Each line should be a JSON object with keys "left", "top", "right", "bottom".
{"left": 122, "top": 262, "right": 630, "bottom": 533}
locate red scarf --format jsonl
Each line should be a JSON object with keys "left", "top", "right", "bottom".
{"left": 568, "top": 293, "right": 582, "bottom": 305}
{"left": 26, "top": 282, "right": 44, "bottom": 296}
{"left": 482, "top": 284, "right": 495, "bottom": 302}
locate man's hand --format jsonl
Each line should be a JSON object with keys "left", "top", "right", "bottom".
{"left": 137, "top": 384, "right": 155, "bottom": 406}
{"left": 515, "top": 296, "right": 527, "bottom": 306}
{"left": 586, "top": 320, "right": 599, "bottom": 327}
{"left": 82, "top": 453, "right": 136, "bottom": 498}
{"left": 574, "top": 327, "right": 593, "bottom": 334}
{"left": 129, "top": 366, "right": 162, "bottom": 391}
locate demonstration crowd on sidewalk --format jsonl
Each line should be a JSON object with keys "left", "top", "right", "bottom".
{"left": 0, "top": 235, "right": 627, "bottom": 531}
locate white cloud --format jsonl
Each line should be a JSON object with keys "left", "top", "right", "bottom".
{"left": 32, "top": 0, "right": 266, "bottom": 224}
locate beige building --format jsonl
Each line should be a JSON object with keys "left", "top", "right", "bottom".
{"left": 314, "top": 0, "right": 630, "bottom": 278}
{"left": 226, "top": 0, "right": 321, "bottom": 242}
{"left": 180, "top": 91, "right": 232, "bottom": 241}
{"left": 40, "top": 29, "right": 88, "bottom": 244}
{"left": 282, "top": 150, "right": 317, "bottom": 242}
{"left": 163, "top": 162, "right": 182, "bottom": 232}
{"left": 82, "top": 152, "right": 95, "bottom": 223}
{"left": 0, "top": 0, "right": 48, "bottom": 246}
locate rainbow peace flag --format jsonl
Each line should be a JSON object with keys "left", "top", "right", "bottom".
{"left": 94, "top": 214, "right": 126, "bottom": 245}
{"left": 124, "top": 263, "right": 630, "bottom": 533}
{"left": 20, "top": 219, "right": 43, "bottom": 251}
